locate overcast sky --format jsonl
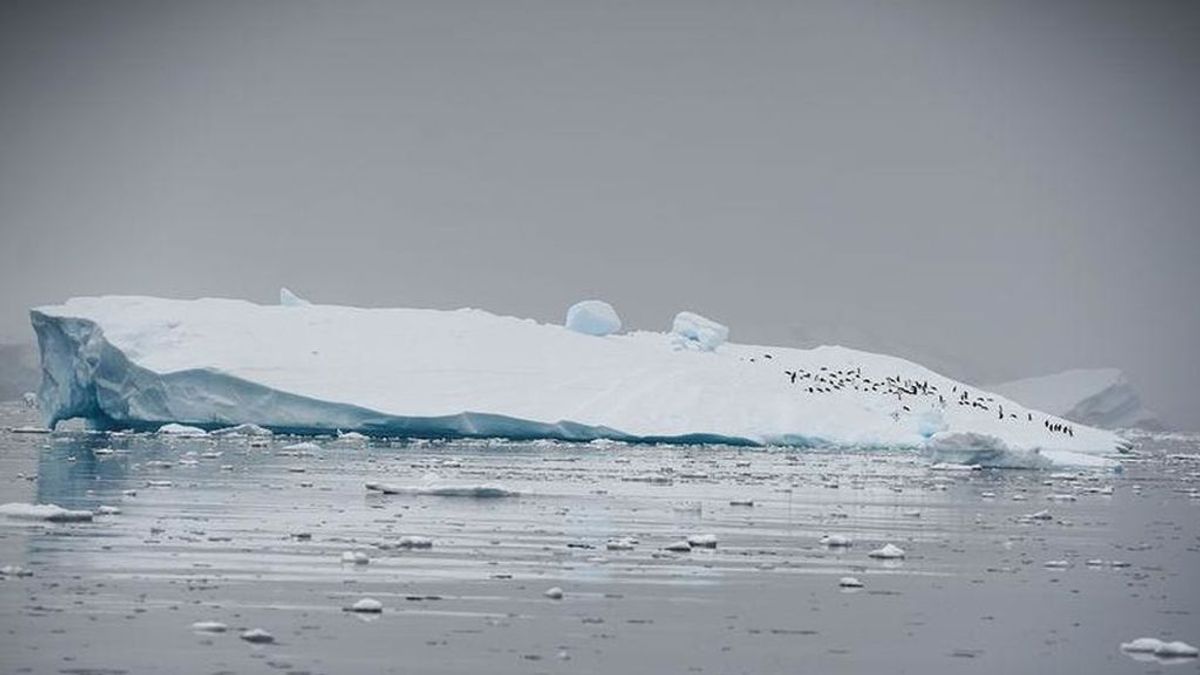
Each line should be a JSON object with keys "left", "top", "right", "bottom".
{"left": 1, "top": 0, "right": 1198, "bottom": 428}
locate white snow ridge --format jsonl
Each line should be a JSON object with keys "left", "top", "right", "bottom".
{"left": 28, "top": 295, "right": 1127, "bottom": 467}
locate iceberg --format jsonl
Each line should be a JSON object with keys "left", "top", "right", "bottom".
{"left": 279, "top": 287, "right": 311, "bottom": 307}
{"left": 990, "top": 368, "right": 1164, "bottom": 430}
{"left": 29, "top": 295, "right": 1128, "bottom": 467}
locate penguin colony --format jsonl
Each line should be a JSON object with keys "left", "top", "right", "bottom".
{"left": 762, "top": 354, "right": 1077, "bottom": 438}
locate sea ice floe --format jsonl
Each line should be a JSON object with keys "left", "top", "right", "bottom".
{"left": 868, "top": 543, "right": 906, "bottom": 559}
{"left": 365, "top": 482, "right": 518, "bottom": 498}
{"left": 191, "top": 620, "right": 228, "bottom": 633}
{"left": 543, "top": 586, "right": 564, "bottom": 599}
{"left": 687, "top": 533, "right": 718, "bottom": 548}
{"left": 341, "top": 551, "right": 370, "bottom": 565}
{"left": 1, "top": 565, "right": 33, "bottom": 577}
{"left": 396, "top": 535, "right": 433, "bottom": 549}
{"left": 212, "top": 423, "right": 273, "bottom": 437}
{"left": 0, "top": 503, "right": 94, "bottom": 522}
{"left": 663, "top": 540, "right": 692, "bottom": 552}
{"left": 158, "top": 423, "right": 208, "bottom": 437}
{"left": 930, "top": 462, "right": 982, "bottom": 472}
{"left": 1120, "top": 638, "right": 1198, "bottom": 658}
{"left": 1043, "top": 560, "right": 1071, "bottom": 568}
{"left": 239, "top": 628, "right": 275, "bottom": 644}
{"left": 349, "top": 598, "right": 383, "bottom": 613}
{"left": 95, "top": 505, "right": 121, "bottom": 515}
{"left": 819, "top": 534, "right": 853, "bottom": 547}
{"left": 838, "top": 576, "right": 864, "bottom": 588}
{"left": 606, "top": 537, "right": 637, "bottom": 550}
{"left": 283, "top": 441, "right": 322, "bottom": 452}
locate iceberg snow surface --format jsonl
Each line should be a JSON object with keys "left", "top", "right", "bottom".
{"left": 30, "top": 296, "right": 1127, "bottom": 467}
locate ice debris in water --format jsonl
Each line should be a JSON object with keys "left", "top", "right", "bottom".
{"left": 606, "top": 537, "right": 637, "bottom": 550}
{"left": 1120, "top": 638, "right": 1198, "bottom": 658}
{"left": 191, "top": 621, "right": 228, "bottom": 633}
{"left": 239, "top": 628, "right": 275, "bottom": 644}
{"left": 670, "top": 311, "right": 729, "bottom": 351}
{"left": 365, "top": 482, "right": 518, "bottom": 498}
{"left": 687, "top": 533, "right": 718, "bottom": 548}
{"left": 663, "top": 540, "right": 693, "bottom": 552}
{"left": 820, "top": 534, "right": 853, "bottom": 547}
{"left": 349, "top": 598, "right": 383, "bottom": 613}
{"left": 157, "top": 423, "right": 208, "bottom": 437}
{"left": 212, "top": 423, "right": 273, "bottom": 437}
{"left": 1, "top": 565, "right": 33, "bottom": 577}
{"left": 0, "top": 503, "right": 94, "bottom": 522}
{"left": 839, "top": 576, "right": 864, "bottom": 588}
{"left": 543, "top": 586, "right": 564, "bottom": 600}
{"left": 868, "top": 543, "right": 906, "bottom": 559}
{"left": 341, "top": 551, "right": 370, "bottom": 565}
{"left": 565, "top": 300, "right": 622, "bottom": 337}
{"left": 95, "top": 505, "right": 121, "bottom": 515}
{"left": 283, "top": 441, "right": 322, "bottom": 452}
{"left": 396, "top": 535, "right": 433, "bottom": 549}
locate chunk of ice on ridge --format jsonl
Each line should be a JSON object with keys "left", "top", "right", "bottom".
{"left": 565, "top": 300, "right": 622, "bottom": 337}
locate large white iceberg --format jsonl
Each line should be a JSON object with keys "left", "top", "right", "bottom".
{"left": 29, "top": 296, "right": 1128, "bottom": 467}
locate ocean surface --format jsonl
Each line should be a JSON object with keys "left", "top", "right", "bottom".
{"left": 1, "top": 402, "right": 1197, "bottom": 674}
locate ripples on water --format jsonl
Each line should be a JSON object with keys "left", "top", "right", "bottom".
{"left": 1, "top": 403, "right": 1197, "bottom": 674}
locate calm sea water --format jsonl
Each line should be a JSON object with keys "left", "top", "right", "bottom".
{"left": 1, "top": 402, "right": 1197, "bottom": 674}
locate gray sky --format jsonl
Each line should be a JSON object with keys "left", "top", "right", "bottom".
{"left": 1, "top": 0, "right": 1198, "bottom": 428}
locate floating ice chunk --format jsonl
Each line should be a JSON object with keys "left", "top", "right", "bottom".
{"left": 687, "top": 533, "right": 718, "bottom": 548}
{"left": 95, "top": 505, "right": 121, "bottom": 515}
{"left": 22, "top": 391, "right": 37, "bottom": 408}
{"left": 820, "top": 534, "right": 853, "bottom": 547}
{"left": 191, "top": 620, "right": 228, "bottom": 633}
{"left": 337, "top": 430, "right": 369, "bottom": 441}
{"left": 396, "top": 535, "right": 433, "bottom": 549}
{"left": 212, "top": 423, "right": 273, "bottom": 437}
{"left": 8, "top": 426, "right": 49, "bottom": 434}
{"left": 565, "top": 300, "right": 622, "bottom": 337}
{"left": 1155, "top": 641, "right": 1199, "bottom": 658}
{"left": 606, "top": 537, "right": 637, "bottom": 551}
{"left": 839, "top": 576, "right": 864, "bottom": 588}
{"left": 930, "top": 462, "right": 982, "bottom": 472}
{"left": 543, "top": 586, "right": 564, "bottom": 599}
{"left": 239, "top": 628, "right": 275, "bottom": 643}
{"left": 1, "top": 565, "right": 32, "bottom": 577}
{"left": 365, "top": 482, "right": 518, "bottom": 498}
{"left": 1120, "top": 638, "right": 1197, "bottom": 657}
{"left": 868, "top": 543, "right": 906, "bottom": 559}
{"left": 350, "top": 598, "right": 383, "bottom": 613}
{"left": 341, "top": 551, "right": 370, "bottom": 565}
{"left": 0, "top": 503, "right": 94, "bottom": 522}
{"left": 283, "top": 441, "right": 322, "bottom": 452}
{"left": 158, "top": 423, "right": 207, "bottom": 437}
{"left": 1044, "top": 560, "right": 1071, "bottom": 568}
{"left": 1028, "top": 510, "right": 1054, "bottom": 521}
{"left": 280, "top": 287, "right": 311, "bottom": 307}
{"left": 663, "top": 540, "right": 692, "bottom": 552}
{"left": 670, "top": 311, "right": 729, "bottom": 351}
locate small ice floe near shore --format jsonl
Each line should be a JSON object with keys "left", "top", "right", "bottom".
{"left": 687, "top": 533, "right": 718, "bottom": 548}
{"left": 239, "top": 628, "right": 275, "bottom": 644}
{"left": 1120, "top": 638, "right": 1198, "bottom": 659}
{"left": 349, "top": 598, "right": 383, "bottom": 613}
{"left": 839, "top": 576, "right": 864, "bottom": 588}
{"left": 868, "top": 543, "right": 906, "bottom": 559}
{"left": 0, "top": 503, "right": 94, "bottom": 522}
{"left": 365, "top": 482, "right": 518, "bottom": 498}
{"left": 158, "top": 423, "right": 208, "bottom": 437}
{"left": 191, "top": 620, "right": 228, "bottom": 633}
{"left": 820, "top": 534, "right": 853, "bottom": 547}
{"left": 543, "top": 586, "right": 564, "bottom": 599}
